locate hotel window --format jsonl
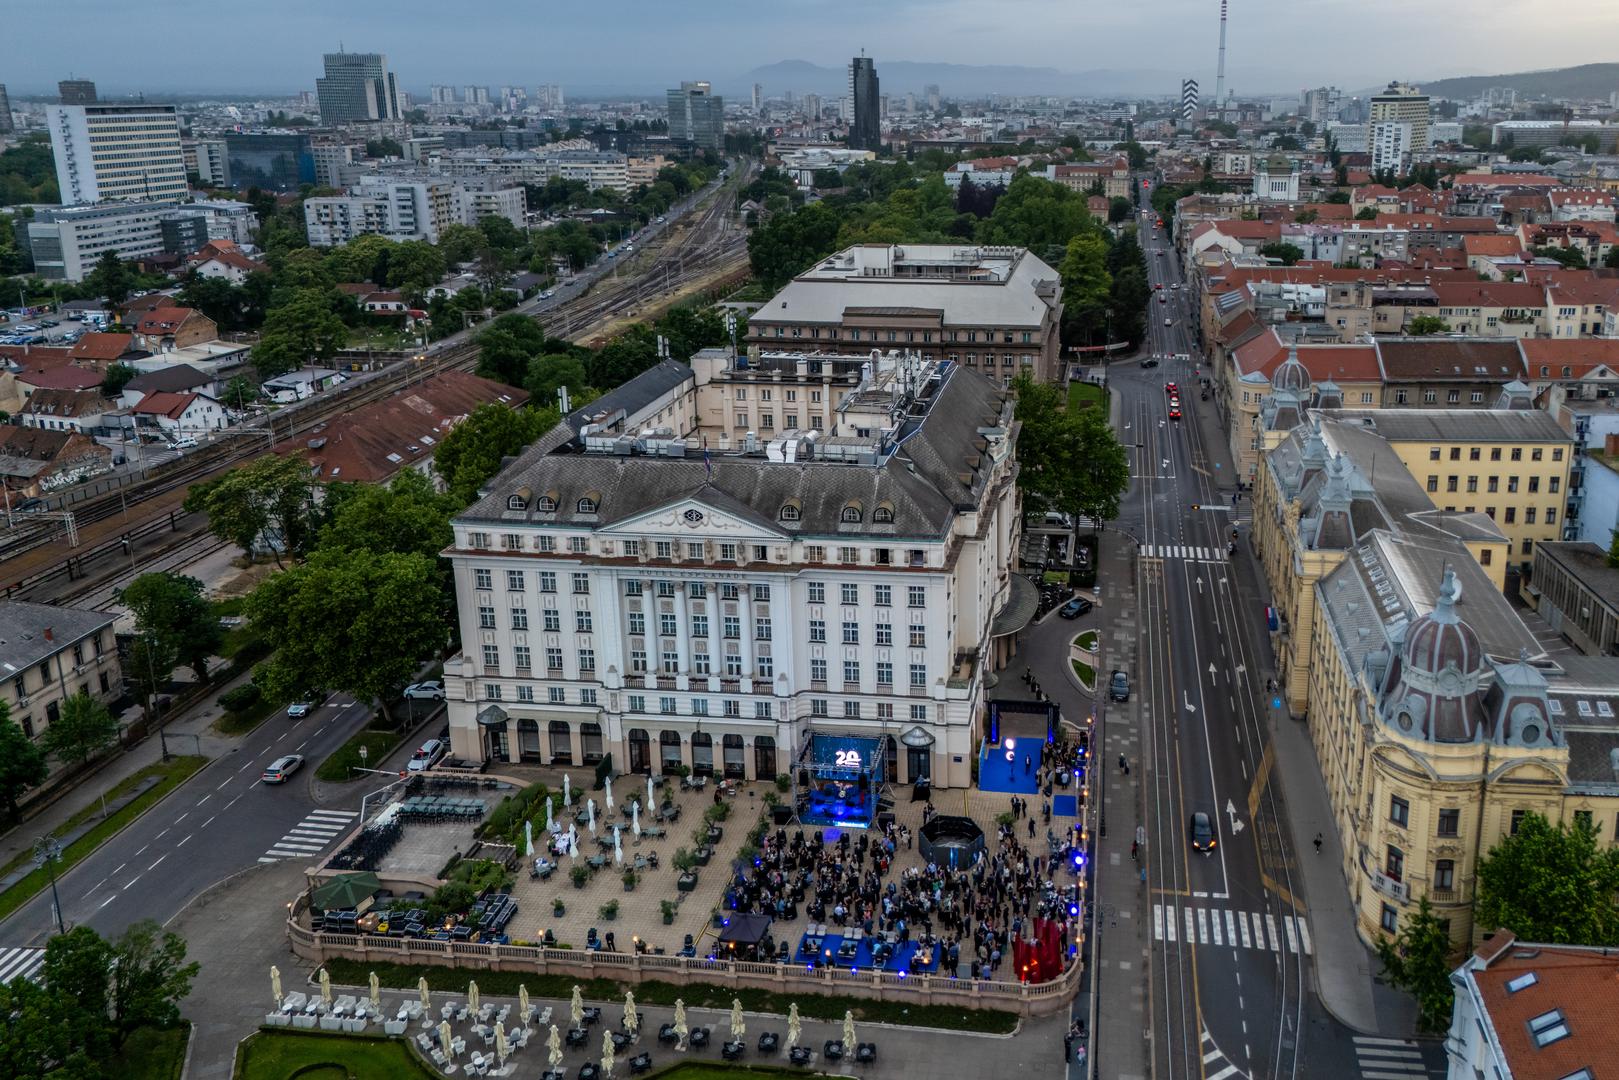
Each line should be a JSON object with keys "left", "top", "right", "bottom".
{"left": 579, "top": 649, "right": 596, "bottom": 672}
{"left": 630, "top": 648, "right": 647, "bottom": 673}
{"left": 624, "top": 540, "right": 641, "bottom": 557}
{"left": 485, "top": 684, "right": 502, "bottom": 700}
{"left": 842, "top": 621, "right": 859, "bottom": 644}
{"left": 1385, "top": 845, "right": 1404, "bottom": 882}
{"left": 502, "top": 533, "right": 522, "bottom": 551}
{"left": 720, "top": 543, "right": 737, "bottom": 562}
{"left": 753, "top": 584, "right": 771, "bottom": 601}
{"left": 538, "top": 535, "right": 556, "bottom": 553}
{"left": 625, "top": 580, "right": 643, "bottom": 597}
{"left": 482, "top": 644, "right": 500, "bottom": 668}
{"left": 474, "top": 569, "right": 493, "bottom": 590}
{"left": 478, "top": 605, "right": 496, "bottom": 629}
{"left": 1389, "top": 795, "right": 1409, "bottom": 827}
{"left": 910, "top": 625, "right": 927, "bottom": 647}
{"left": 655, "top": 541, "right": 672, "bottom": 560}
{"left": 688, "top": 582, "right": 706, "bottom": 599}
{"left": 517, "top": 686, "right": 535, "bottom": 703}
{"left": 843, "top": 660, "right": 860, "bottom": 684}
{"left": 572, "top": 573, "right": 590, "bottom": 594}
{"left": 876, "top": 623, "right": 892, "bottom": 646}
{"left": 1434, "top": 860, "right": 1454, "bottom": 890}
{"left": 723, "top": 616, "right": 740, "bottom": 638}
{"left": 628, "top": 694, "right": 645, "bottom": 713}
{"left": 1437, "top": 808, "right": 1459, "bottom": 836}
{"left": 692, "top": 614, "right": 709, "bottom": 637}
{"left": 843, "top": 701, "right": 861, "bottom": 719}
{"left": 513, "top": 646, "right": 532, "bottom": 670}
{"left": 660, "top": 696, "right": 677, "bottom": 714}
{"left": 661, "top": 651, "right": 678, "bottom": 674}
{"left": 693, "top": 652, "right": 710, "bottom": 675}
{"left": 686, "top": 542, "right": 704, "bottom": 561}
{"left": 809, "top": 620, "right": 826, "bottom": 643}
{"left": 877, "top": 662, "right": 893, "bottom": 685}
{"left": 660, "top": 613, "right": 677, "bottom": 636}
{"left": 811, "top": 658, "right": 827, "bottom": 682}
{"left": 1379, "top": 904, "right": 1397, "bottom": 933}
{"left": 785, "top": 413, "right": 798, "bottom": 429}
{"left": 754, "top": 544, "right": 769, "bottom": 562}
{"left": 811, "top": 699, "right": 828, "bottom": 717}
{"left": 546, "top": 648, "right": 563, "bottom": 671}
{"left": 721, "top": 584, "right": 739, "bottom": 599}
{"left": 842, "top": 583, "right": 859, "bottom": 604}
{"left": 724, "top": 699, "right": 742, "bottom": 717}
{"left": 910, "top": 663, "right": 927, "bottom": 688}
{"left": 912, "top": 705, "right": 928, "bottom": 720}
{"left": 909, "top": 586, "right": 926, "bottom": 608}
{"left": 692, "top": 698, "right": 709, "bottom": 716}
{"left": 539, "top": 572, "right": 557, "bottom": 593}
{"left": 874, "top": 585, "right": 892, "bottom": 606}
{"left": 755, "top": 618, "right": 772, "bottom": 641}
{"left": 544, "top": 609, "right": 561, "bottom": 632}
{"left": 755, "top": 701, "right": 774, "bottom": 720}
{"left": 839, "top": 546, "right": 858, "bottom": 562}
{"left": 757, "top": 651, "right": 774, "bottom": 677}
{"left": 808, "top": 582, "right": 825, "bottom": 603}
{"left": 657, "top": 581, "right": 676, "bottom": 598}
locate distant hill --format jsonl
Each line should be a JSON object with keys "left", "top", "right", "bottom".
{"left": 1420, "top": 62, "right": 1619, "bottom": 102}
{"left": 726, "top": 59, "right": 1181, "bottom": 100}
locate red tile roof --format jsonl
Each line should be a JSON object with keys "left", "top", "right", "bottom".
{"left": 131, "top": 391, "right": 200, "bottom": 419}
{"left": 133, "top": 308, "right": 199, "bottom": 336}
{"left": 1230, "top": 328, "right": 1381, "bottom": 383}
{"left": 1464, "top": 235, "right": 1526, "bottom": 257}
{"left": 0, "top": 345, "right": 74, "bottom": 369}
{"left": 1429, "top": 281, "right": 1548, "bottom": 308}
{"left": 1466, "top": 933, "right": 1619, "bottom": 1080}
{"left": 1521, "top": 339, "right": 1619, "bottom": 374}
{"left": 16, "top": 366, "right": 107, "bottom": 391}
{"left": 69, "top": 332, "right": 133, "bottom": 363}
{"left": 1452, "top": 173, "right": 1563, "bottom": 187}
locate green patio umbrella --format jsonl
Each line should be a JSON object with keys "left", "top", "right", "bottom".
{"left": 312, "top": 871, "right": 381, "bottom": 911}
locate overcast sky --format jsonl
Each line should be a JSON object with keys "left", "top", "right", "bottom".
{"left": 10, "top": 0, "right": 1619, "bottom": 97}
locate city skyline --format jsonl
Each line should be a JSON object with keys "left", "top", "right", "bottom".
{"left": 2, "top": 0, "right": 1618, "bottom": 98}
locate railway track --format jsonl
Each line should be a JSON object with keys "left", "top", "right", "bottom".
{"left": 3, "top": 162, "right": 755, "bottom": 603}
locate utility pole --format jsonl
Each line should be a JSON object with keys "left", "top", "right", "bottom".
{"left": 33, "top": 836, "right": 66, "bottom": 935}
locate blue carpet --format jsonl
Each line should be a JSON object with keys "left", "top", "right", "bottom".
{"left": 1052, "top": 794, "right": 1078, "bottom": 818}
{"left": 978, "top": 741, "right": 1042, "bottom": 794}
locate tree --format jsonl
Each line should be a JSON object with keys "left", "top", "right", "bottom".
{"left": 1058, "top": 233, "right": 1112, "bottom": 346}
{"left": 1374, "top": 896, "right": 1455, "bottom": 1034}
{"left": 253, "top": 286, "right": 347, "bottom": 379}
{"left": 41, "top": 926, "right": 116, "bottom": 1060}
{"left": 320, "top": 470, "right": 457, "bottom": 564}
{"left": 183, "top": 455, "right": 319, "bottom": 568}
{"left": 0, "top": 704, "right": 47, "bottom": 822}
{"left": 1533, "top": 245, "right": 1588, "bottom": 269}
{"left": 526, "top": 353, "right": 590, "bottom": 410}
{"left": 1476, "top": 811, "right": 1619, "bottom": 946}
{"left": 108, "top": 920, "right": 199, "bottom": 1038}
{"left": 222, "top": 374, "right": 258, "bottom": 411}
{"left": 247, "top": 548, "right": 449, "bottom": 720}
{"left": 474, "top": 311, "right": 548, "bottom": 386}
{"left": 364, "top": 137, "right": 404, "bottom": 159}
{"left": 1010, "top": 375, "right": 1129, "bottom": 526}
{"left": 1325, "top": 189, "right": 1351, "bottom": 204}
{"left": 1355, "top": 207, "right": 1379, "bottom": 220}
{"left": 101, "top": 363, "right": 137, "bottom": 397}
{"left": 1258, "top": 242, "right": 1305, "bottom": 266}
{"left": 83, "top": 251, "right": 132, "bottom": 305}
{"left": 976, "top": 173, "right": 1098, "bottom": 252}
{"left": 1295, "top": 208, "right": 1319, "bottom": 224}
{"left": 1407, "top": 315, "right": 1452, "bottom": 336}
{"left": 1108, "top": 197, "right": 1133, "bottom": 224}
{"left": 118, "top": 572, "right": 221, "bottom": 684}
{"left": 433, "top": 402, "right": 559, "bottom": 506}
{"left": 40, "top": 692, "right": 119, "bottom": 767}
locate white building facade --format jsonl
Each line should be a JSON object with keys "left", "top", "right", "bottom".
{"left": 48, "top": 103, "right": 186, "bottom": 205}
{"left": 442, "top": 354, "right": 1026, "bottom": 789}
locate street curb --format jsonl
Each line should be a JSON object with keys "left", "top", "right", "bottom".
{"left": 177, "top": 1021, "right": 198, "bottom": 1080}
{"left": 0, "top": 753, "right": 212, "bottom": 942}
{"left": 316, "top": 977, "right": 1026, "bottom": 1039}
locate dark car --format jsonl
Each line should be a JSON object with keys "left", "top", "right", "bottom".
{"left": 1109, "top": 670, "right": 1130, "bottom": 702}
{"left": 1140, "top": 356, "right": 1160, "bottom": 368}
{"left": 1059, "top": 597, "right": 1093, "bottom": 620}
{"left": 1189, "top": 811, "right": 1216, "bottom": 853}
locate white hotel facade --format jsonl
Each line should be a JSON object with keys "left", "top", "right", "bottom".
{"left": 441, "top": 349, "right": 1030, "bottom": 789}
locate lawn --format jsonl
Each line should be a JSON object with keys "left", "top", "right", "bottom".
{"left": 1074, "top": 630, "right": 1099, "bottom": 653}
{"left": 235, "top": 1030, "right": 437, "bottom": 1080}
{"left": 322, "top": 959, "right": 1018, "bottom": 1034}
{"left": 214, "top": 695, "right": 276, "bottom": 737}
{"left": 112, "top": 1025, "right": 189, "bottom": 1080}
{"left": 316, "top": 727, "right": 404, "bottom": 782}
{"left": 1067, "top": 381, "right": 1106, "bottom": 411}
{"left": 0, "top": 756, "right": 207, "bottom": 921}
{"left": 1071, "top": 658, "right": 1096, "bottom": 691}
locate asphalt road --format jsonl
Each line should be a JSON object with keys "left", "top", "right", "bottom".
{"left": 0, "top": 694, "right": 379, "bottom": 947}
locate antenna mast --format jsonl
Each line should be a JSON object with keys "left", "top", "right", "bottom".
{"left": 1214, "top": 0, "right": 1229, "bottom": 108}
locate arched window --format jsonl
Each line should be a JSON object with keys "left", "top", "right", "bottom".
{"left": 507, "top": 494, "right": 528, "bottom": 511}
{"left": 753, "top": 735, "right": 777, "bottom": 781}
{"left": 722, "top": 733, "right": 746, "bottom": 779}
{"left": 840, "top": 504, "right": 862, "bottom": 523}
{"left": 517, "top": 718, "right": 542, "bottom": 762}
{"left": 691, "top": 731, "right": 714, "bottom": 777}
{"left": 780, "top": 504, "right": 802, "bottom": 522}
{"left": 873, "top": 504, "right": 895, "bottom": 524}
{"left": 548, "top": 720, "right": 572, "bottom": 764}
{"left": 537, "top": 495, "right": 558, "bottom": 512}
{"left": 577, "top": 497, "right": 598, "bottom": 514}
{"left": 659, "top": 729, "right": 683, "bottom": 774}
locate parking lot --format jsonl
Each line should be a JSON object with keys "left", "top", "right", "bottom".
{"left": 0, "top": 311, "right": 110, "bottom": 347}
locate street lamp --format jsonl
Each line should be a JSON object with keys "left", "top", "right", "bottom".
{"left": 33, "top": 835, "right": 66, "bottom": 935}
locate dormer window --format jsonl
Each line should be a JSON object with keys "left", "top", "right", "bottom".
{"left": 507, "top": 494, "right": 528, "bottom": 511}
{"left": 840, "top": 503, "right": 863, "bottom": 524}
{"left": 577, "top": 497, "right": 598, "bottom": 514}
{"left": 780, "top": 504, "right": 801, "bottom": 522}
{"left": 873, "top": 504, "right": 895, "bottom": 524}
{"left": 537, "top": 495, "right": 558, "bottom": 512}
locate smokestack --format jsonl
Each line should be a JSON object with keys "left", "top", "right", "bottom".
{"left": 1215, "top": 0, "right": 1229, "bottom": 109}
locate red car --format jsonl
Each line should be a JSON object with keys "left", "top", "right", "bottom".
{"left": 1165, "top": 383, "right": 1178, "bottom": 394}
{"left": 1170, "top": 406, "right": 1182, "bottom": 420}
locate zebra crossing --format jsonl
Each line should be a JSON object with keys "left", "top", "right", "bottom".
{"left": 1152, "top": 903, "right": 1313, "bottom": 954}
{"left": 1200, "top": 1029, "right": 1247, "bottom": 1080}
{"left": 1352, "top": 1035, "right": 1432, "bottom": 1079}
{"left": 258, "top": 809, "right": 357, "bottom": 863}
{"left": 0, "top": 946, "right": 46, "bottom": 986}
{"left": 1138, "top": 544, "right": 1229, "bottom": 562}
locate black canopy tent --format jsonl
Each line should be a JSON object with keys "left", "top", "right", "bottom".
{"left": 715, "top": 912, "right": 773, "bottom": 960}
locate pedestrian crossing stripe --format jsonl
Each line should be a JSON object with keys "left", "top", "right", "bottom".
{"left": 1138, "top": 544, "right": 1229, "bottom": 561}
{"left": 1199, "top": 1029, "right": 1246, "bottom": 1080}
{"left": 0, "top": 946, "right": 45, "bottom": 986}
{"left": 1152, "top": 904, "right": 1312, "bottom": 954}
{"left": 1352, "top": 1035, "right": 1429, "bottom": 1078}
{"left": 259, "top": 809, "right": 358, "bottom": 863}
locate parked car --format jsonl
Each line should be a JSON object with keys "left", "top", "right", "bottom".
{"left": 407, "top": 738, "right": 446, "bottom": 772}
{"left": 1109, "top": 670, "right": 1130, "bottom": 702}
{"left": 1059, "top": 597, "right": 1093, "bottom": 620}
{"left": 1189, "top": 811, "right": 1216, "bottom": 852}
{"left": 170, "top": 435, "right": 198, "bottom": 450}
{"left": 261, "top": 754, "right": 305, "bottom": 784}
{"left": 403, "top": 680, "right": 446, "bottom": 701}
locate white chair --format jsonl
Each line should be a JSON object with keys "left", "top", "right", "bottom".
{"left": 469, "top": 1051, "right": 486, "bottom": 1070}
{"left": 456, "top": 1006, "right": 470, "bottom": 1022}
{"left": 385, "top": 1019, "right": 407, "bottom": 1035}
{"left": 537, "top": 1007, "right": 552, "bottom": 1025}
{"left": 442, "top": 1004, "right": 457, "bottom": 1021}
{"left": 408, "top": 1001, "right": 425, "bottom": 1021}
{"left": 451, "top": 1036, "right": 467, "bottom": 1056}
{"left": 397, "top": 1003, "right": 412, "bottom": 1022}
{"left": 431, "top": 1049, "right": 448, "bottom": 1066}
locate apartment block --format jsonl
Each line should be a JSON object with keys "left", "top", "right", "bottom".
{"left": 0, "top": 602, "right": 121, "bottom": 747}
{"left": 24, "top": 201, "right": 173, "bottom": 282}
{"left": 303, "top": 174, "right": 525, "bottom": 246}
{"left": 49, "top": 103, "right": 186, "bottom": 205}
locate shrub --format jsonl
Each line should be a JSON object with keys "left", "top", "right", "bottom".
{"left": 219, "top": 683, "right": 262, "bottom": 712}
{"left": 571, "top": 866, "right": 590, "bottom": 887}
{"left": 622, "top": 870, "right": 638, "bottom": 889}
{"left": 599, "top": 900, "right": 619, "bottom": 920}
{"left": 672, "top": 847, "right": 696, "bottom": 872}
{"left": 774, "top": 774, "right": 790, "bottom": 793}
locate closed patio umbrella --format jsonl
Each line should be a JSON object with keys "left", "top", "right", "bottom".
{"left": 571, "top": 985, "right": 584, "bottom": 1027}
{"left": 564, "top": 774, "right": 573, "bottom": 807}
{"left": 548, "top": 1024, "right": 563, "bottom": 1071}
{"left": 622, "top": 991, "right": 638, "bottom": 1037}
{"left": 270, "top": 965, "right": 282, "bottom": 1007}
{"left": 519, "top": 984, "right": 531, "bottom": 1025}
{"left": 468, "top": 980, "right": 480, "bottom": 1013}
{"left": 418, "top": 976, "right": 430, "bottom": 1010}
{"left": 319, "top": 968, "right": 332, "bottom": 1007}
{"left": 439, "top": 1020, "right": 455, "bottom": 1060}
{"left": 730, "top": 999, "right": 745, "bottom": 1040}
{"left": 787, "top": 1002, "right": 800, "bottom": 1048}
{"left": 605, "top": 774, "right": 614, "bottom": 812}
{"left": 843, "top": 1010, "right": 856, "bottom": 1052}
{"left": 601, "top": 1026, "right": 616, "bottom": 1076}
{"left": 368, "top": 970, "right": 380, "bottom": 1010}
{"left": 496, "top": 1020, "right": 510, "bottom": 1063}
{"left": 673, "top": 999, "right": 688, "bottom": 1048}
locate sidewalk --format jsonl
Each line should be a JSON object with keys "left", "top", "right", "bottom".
{"left": 0, "top": 671, "right": 248, "bottom": 875}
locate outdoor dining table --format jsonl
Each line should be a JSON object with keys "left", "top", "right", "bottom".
{"left": 641, "top": 826, "right": 666, "bottom": 838}
{"left": 587, "top": 855, "right": 608, "bottom": 870}
{"left": 566, "top": 1027, "right": 589, "bottom": 1048}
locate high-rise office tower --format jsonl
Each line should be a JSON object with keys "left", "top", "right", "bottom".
{"left": 925, "top": 84, "right": 941, "bottom": 112}
{"left": 464, "top": 86, "right": 490, "bottom": 106}
{"left": 49, "top": 102, "right": 186, "bottom": 205}
{"left": 0, "top": 85, "right": 12, "bottom": 134}
{"left": 849, "top": 55, "right": 880, "bottom": 151}
{"left": 58, "top": 79, "right": 97, "bottom": 105}
{"left": 1369, "top": 82, "right": 1431, "bottom": 153}
{"left": 316, "top": 51, "right": 402, "bottom": 123}
{"left": 430, "top": 85, "right": 456, "bottom": 105}
{"left": 751, "top": 83, "right": 762, "bottom": 113}
{"left": 666, "top": 81, "right": 724, "bottom": 154}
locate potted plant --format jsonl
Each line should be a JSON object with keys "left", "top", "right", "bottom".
{"left": 660, "top": 899, "right": 676, "bottom": 925}
{"left": 673, "top": 847, "right": 700, "bottom": 891}
{"left": 710, "top": 906, "right": 725, "bottom": 929}
{"left": 553, "top": 897, "right": 566, "bottom": 917}
{"left": 571, "top": 865, "right": 590, "bottom": 889}
{"left": 622, "top": 869, "right": 638, "bottom": 892}
{"left": 774, "top": 774, "right": 790, "bottom": 794}
{"left": 693, "top": 842, "right": 712, "bottom": 866}
{"left": 599, "top": 900, "right": 619, "bottom": 921}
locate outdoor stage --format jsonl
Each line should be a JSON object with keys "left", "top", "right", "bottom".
{"left": 794, "top": 733, "right": 886, "bottom": 830}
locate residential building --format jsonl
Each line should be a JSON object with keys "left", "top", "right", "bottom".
{"left": 1368, "top": 82, "right": 1431, "bottom": 153}
{"left": 0, "top": 426, "right": 112, "bottom": 497}
{"left": 131, "top": 307, "right": 218, "bottom": 351}
{"left": 48, "top": 103, "right": 186, "bottom": 205}
{"left": 440, "top": 351, "right": 1024, "bottom": 785}
{"left": 1301, "top": 86, "right": 1340, "bottom": 125}
{"left": 316, "top": 51, "right": 402, "bottom": 124}
{"left": 1492, "top": 119, "right": 1619, "bottom": 150}
{"left": 1048, "top": 156, "right": 1131, "bottom": 199}
{"left": 0, "top": 602, "right": 120, "bottom": 746}
{"left": 849, "top": 56, "right": 881, "bottom": 152}
{"left": 303, "top": 174, "right": 525, "bottom": 246}
{"left": 223, "top": 132, "right": 314, "bottom": 191}
{"left": 163, "top": 200, "right": 258, "bottom": 246}
{"left": 1530, "top": 541, "right": 1619, "bottom": 656}
{"left": 1370, "top": 120, "right": 1412, "bottom": 174}
{"left": 117, "top": 365, "right": 219, "bottom": 410}
{"left": 301, "top": 195, "right": 388, "bottom": 247}
{"left": 193, "top": 138, "right": 229, "bottom": 186}
{"left": 311, "top": 142, "right": 360, "bottom": 187}
{"left": 745, "top": 243, "right": 1065, "bottom": 384}
{"left": 1446, "top": 932, "right": 1619, "bottom": 1080}
{"left": 130, "top": 390, "right": 228, "bottom": 438}
{"left": 23, "top": 201, "right": 172, "bottom": 283}
{"left": 57, "top": 79, "right": 96, "bottom": 105}
{"left": 775, "top": 148, "right": 875, "bottom": 187}
{"left": 20, "top": 389, "right": 115, "bottom": 434}
{"left": 1375, "top": 339, "right": 1527, "bottom": 409}
{"left": 185, "top": 239, "right": 267, "bottom": 284}
{"left": 157, "top": 212, "right": 210, "bottom": 258}
{"left": 666, "top": 82, "right": 724, "bottom": 155}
